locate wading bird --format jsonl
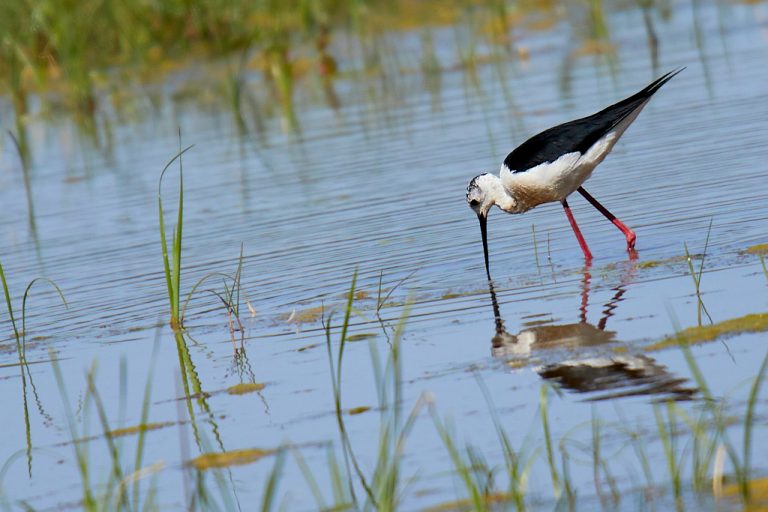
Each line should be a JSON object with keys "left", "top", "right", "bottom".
{"left": 466, "top": 69, "right": 683, "bottom": 279}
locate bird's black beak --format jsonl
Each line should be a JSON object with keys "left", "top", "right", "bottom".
{"left": 477, "top": 212, "right": 491, "bottom": 281}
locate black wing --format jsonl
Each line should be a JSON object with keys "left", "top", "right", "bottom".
{"left": 503, "top": 68, "right": 684, "bottom": 173}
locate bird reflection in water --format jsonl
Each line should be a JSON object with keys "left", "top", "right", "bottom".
{"left": 487, "top": 267, "right": 696, "bottom": 401}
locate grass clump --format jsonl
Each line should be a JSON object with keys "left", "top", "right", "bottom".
{"left": 0, "top": 260, "right": 67, "bottom": 361}
{"left": 0, "top": 258, "right": 67, "bottom": 481}
{"left": 180, "top": 243, "right": 256, "bottom": 348}
{"left": 684, "top": 221, "right": 713, "bottom": 326}
{"left": 45, "top": 345, "right": 163, "bottom": 512}
{"left": 0, "top": 0, "right": 526, "bottom": 126}
{"left": 429, "top": 374, "right": 537, "bottom": 511}
{"left": 292, "top": 269, "right": 422, "bottom": 510}
{"left": 158, "top": 137, "right": 193, "bottom": 330}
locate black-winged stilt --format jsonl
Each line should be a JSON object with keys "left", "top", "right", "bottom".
{"left": 467, "top": 69, "right": 683, "bottom": 278}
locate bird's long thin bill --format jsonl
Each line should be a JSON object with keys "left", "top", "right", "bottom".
{"left": 478, "top": 213, "right": 491, "bottom": 281}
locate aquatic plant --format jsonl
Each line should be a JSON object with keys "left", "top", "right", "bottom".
{"left": 760, "top": 255, "right": 768, "bottom": 283}
{"left": 291, "top": 270, "right": 422, "bottom": 510}
{"left": 0, "top": 259, "right": 67, "bottom": 481}
{"left": 3, "top": 260, "right": 768, "bottom": 510}
{"left": 684, "top": 219, "right": 714, "bottom": 326}
{"left": 180, "top": 243, "right": 249, "bottom": 344}
{"left": 47, "top": 342, "right": 161, "bottom": 512}
{"left": 158, "top": 137, "right": 193, "bottom": 330}
{"left": 430, "top": 374, "right": 538, "bottom": 511}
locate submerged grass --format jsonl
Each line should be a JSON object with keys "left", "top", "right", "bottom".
{"left": 318, "top": 269, "right": 423, "bottom": 510}
{"left": 189, "top": 448, "right": 276, "bottom": 471}
{"left": 539, "top": 385, "right": 561, "bottom": 499}
{"left": 430, "top": 373, "right": 537, "bottom": 511}
{"left": 180, "top": 243, "right": 254, "bottom": 343}
{"left": 227, "top": 382, "right": 266, "bottom": 395}
{"left": 46, "top": 339, "right": 163, "bottom": 512}
{"left": 647, "top": 312, "right": 768, "bottom": 351}
{"left": 654, "top": 401, "right": 683, "bottom": 504}
{"left": 429, "top": 409, "right": 490, "bottom": 512}
{"left": 759, "top": 254, "right": 768, "bottom": 282}
{"left": 109, "top": 422, "right": 175, "bottom": 438}
{"left": 0, "top": 258, "right": 67, "bottom": 482}
{"left": 3, "top": 258, "right": 768, "bottom": 510}
{"left": 746, "top": 243, "right": 768, "bottom": 255}
{"left": 646, "top": 235, "right": 768, "bottom": 350}
{"left": 684, "top": 219, "right": 714, "bottom": 326}
{"left": 0, "top": 260, "right": 67, "bottom": 360}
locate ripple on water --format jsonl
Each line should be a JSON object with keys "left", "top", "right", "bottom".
{"left": 1, "top": 0, "right": 768, "bottom": 509}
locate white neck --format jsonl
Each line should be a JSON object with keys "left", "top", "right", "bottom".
{"left": 483, "top": 174, "right": 519, "bottom": 213}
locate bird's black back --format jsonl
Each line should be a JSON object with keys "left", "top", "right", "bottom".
{"left": 504, "top": 69, "right": 683, "bottom": 173}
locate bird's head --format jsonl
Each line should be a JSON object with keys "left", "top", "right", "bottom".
{"left": 466, "top": 173, "right": 498, "bottom": 280}
{"left": 465, "top": 173, "right": 496, "bottom": 218}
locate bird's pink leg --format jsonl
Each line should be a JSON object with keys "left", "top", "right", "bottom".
{"left": 561, "top": 198, "right": 593, "bottom": 262}
{"left": 577, "top": 187, "right": 636, "bottom": 252}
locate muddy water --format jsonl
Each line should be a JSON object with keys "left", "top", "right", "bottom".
{"left": 1, "top": 0, "right": 768, "bottom": 509}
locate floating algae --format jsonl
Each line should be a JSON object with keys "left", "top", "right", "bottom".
{"left": 347, "top": 333, "right": 377, "bottom": 342}
{"left": 719, "top": 477, "right": 768, "bottom": 508}
{"left": 746, "top": 243, "right": 768, "bottom": 255}
{"left": 227, "top": 382, "right": 266, "bottom": 395}
{"left": 109, "top": 422, "right": 174, "bottom": 437}
{"left": 647, "top": 312, "right": 768, "bottom": 351}
{"left": 424, "top": 493, "right": 512, "bottom": 512}
{"left": 189, "top": 448, "right": 276, "bottom": 470}
{"left": 636, "top": 254, "right": 701, "bottom": 269}
{"left": 637, "top": 259, "right": 663, "bottom": 269}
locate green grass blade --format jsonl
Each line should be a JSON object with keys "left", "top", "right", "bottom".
{"left": 260, "top": 447, "right": 286, "bottom": 512}
{"left": 173, "top": 134, "right": 185, "bottom": 323}
{"left": 20, "top": 277, "right": 67, "bottom": 359}
{"left": 742, "top": 349, "right": 768, "bottom": 500}
{"left": 540, "top": 385, "right": 561, "bottom": 498}
{"left": 290, "top": 446, "right": 326, "bottom": 509}
{"left": 158, "top": 142, "right": 194, "bottom": 328}
{"left": 430, "top": 406, "right": 487, "bottom": 511}
{"left": 0, "top": 261, "right": 20, "bottom": 341}
{"left": 50, "top": 351, "right": 96, "bottom": 509}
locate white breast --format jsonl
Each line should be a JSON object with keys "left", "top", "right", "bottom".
{"left": 502, "top": 152, "right": 582, "bottom": 201}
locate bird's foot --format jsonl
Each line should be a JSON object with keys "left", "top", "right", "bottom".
{"left": 625, "top": 230, "right": 637, "bottom": 251}
{"left": 627, "top": 248, "right": 639, "bottom": 261}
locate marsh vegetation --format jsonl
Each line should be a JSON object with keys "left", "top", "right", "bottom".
{"left": 1, "top": 0, "right": 768, "bottom": 510}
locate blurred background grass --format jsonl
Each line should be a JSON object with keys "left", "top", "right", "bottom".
{"left": 0, "top": 0, "right": 586, "bottom": 119}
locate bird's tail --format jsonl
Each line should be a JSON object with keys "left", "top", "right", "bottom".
{"left": 642, "top": 67, "right": 686, "bottom": 97}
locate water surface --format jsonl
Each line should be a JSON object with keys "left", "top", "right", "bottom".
{"left": 1, "top": 0, "right": 768, "bottom": 509}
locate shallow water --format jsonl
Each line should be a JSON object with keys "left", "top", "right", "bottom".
{"left": 1, "top": 0, "right": 768, "bottom": 509}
